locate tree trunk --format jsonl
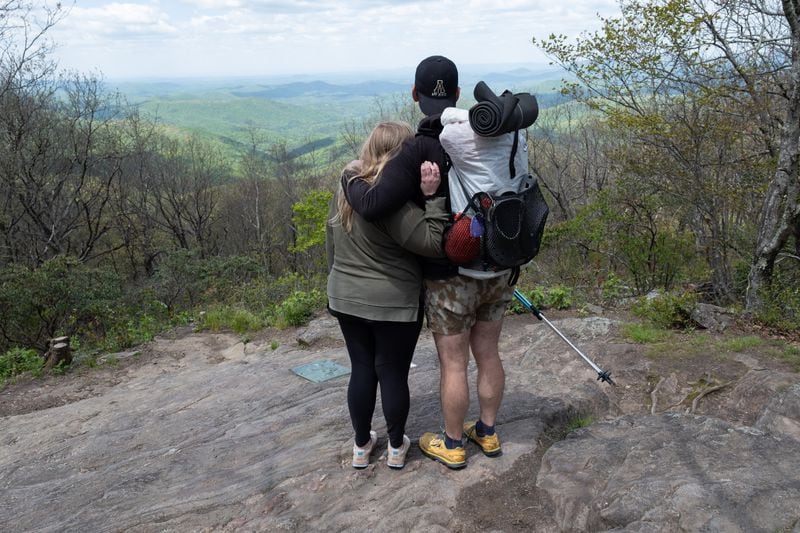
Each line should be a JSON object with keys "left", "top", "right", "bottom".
{"left": 746, "top": 3, "right": 800, "bottom": 312}
{"left": 43, "top": 336, "right": 71, "bottom": 370}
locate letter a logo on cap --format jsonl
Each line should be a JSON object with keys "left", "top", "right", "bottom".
{"left": 432, "top": 79, "right": 447, "bottom": 97}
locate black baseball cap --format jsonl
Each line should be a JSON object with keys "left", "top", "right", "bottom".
{"left": 414, "top": 55, "right": 459, "bottom": 116}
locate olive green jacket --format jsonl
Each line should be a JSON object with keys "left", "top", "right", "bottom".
{"left": 326, "top": 189, "right": 448, "bottom": 322}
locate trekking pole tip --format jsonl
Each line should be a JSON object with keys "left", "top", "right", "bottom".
{"left": 597, "top": 369, "right": 616, "bottom": 386}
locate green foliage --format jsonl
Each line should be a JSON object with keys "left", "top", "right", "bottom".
{"left": 622, "top": 323, "right": 671, "bottom": 344}
{"left": 232, "top": 271, "right": 326, "bottom": 312}
{"left": 270, "top": 340, "right": 280, "bottom": 350}
{"left": 552, "top": 189, "right": 695, "bottom": 296}
{"left": 532, "top": 0, "right": 763, "bottom": 306}
{"left": 0, "top": 258, "right": 126, "bottom": 352}
{"left": 199, "top": 306, "right": 264, "bottom": 334}
{"left": 80, "top": 353, "right": 99, "bottom": 369}
{"left": 269, "top": 289, "right": 326, "bottom": 329}
{"left": 100, "top": 309, "right": 166, "bottom": 353}
{"left": 546, "top": 285, "right": 573, "bottom": 310}
{"left": 567, "top": 416, "right": 593, "bottom": 431}
{"left": 151, "top": 252, "right": 263, "bottom": 312}
{"left": 719, "top": 336, "right": 764, "bottom": 352}
{"left": 136, "top": 94, "right": 367, "bottom": 146}
{"left": 508, "top": 285, "right": 573, "bottom": 314}
{"left": 291, "top": 189, "right": 334, "bottom": 253}
{"left": 781, "top": 345, "right": 800, "bottom": 371}
{"left": 632, "top": 290, "right": 699, "bottom": 329}
{"left": 508, "top": 286, "right": 546, "bottom": 314}
{"left": 0, "top": 347, "right": 42, "bottom": 384}
{"left": 601, "top": 272, "right": 625, "bottom": 305}
{"left": 754, "top": 268, "right": 800, "bottom": 332}
{"left": 533, "top": 0, "right": 702, "bottom": 111}
{"left": 527, "top": 286, "right": 548, "bottom": 309}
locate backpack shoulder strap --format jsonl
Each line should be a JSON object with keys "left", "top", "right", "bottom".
{"left": 509, "top": 129, "right": 519, "bottom": 179}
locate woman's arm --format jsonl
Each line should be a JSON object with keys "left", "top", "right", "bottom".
{"left": 384, "top": 198, "right": 449, "bottom": 258}
{"left": 343, "top": 144, "right": 420, "bottom": 222}
{"left": 383, "top": 161, "right": 447, "bottom": 258}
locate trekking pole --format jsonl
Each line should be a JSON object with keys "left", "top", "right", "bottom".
{"left": 513, "top": 289, "right": 616, "bottom": 385}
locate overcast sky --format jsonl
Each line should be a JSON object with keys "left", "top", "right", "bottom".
{"left": 49, "top": 1, "right": 622, "bottom": 80}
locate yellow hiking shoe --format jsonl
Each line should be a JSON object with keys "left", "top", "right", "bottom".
{"left": 419, "top": 432, "right": 466, "bottom": 469}
{"left": 463, "top": 421, "right": 502, "bottom": 457}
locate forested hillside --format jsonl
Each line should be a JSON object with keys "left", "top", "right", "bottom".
{"left": 1, "top": 0, "right": 798, "bottom": 384}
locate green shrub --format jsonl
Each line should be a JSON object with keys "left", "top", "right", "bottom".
{"left": 567, "top": 415, "right": 593, "bottom": 431}
{"left": 270, "top": 289, "right": 326, "bottom": 329}
{"left": 632, "top": 290, "right": 698, "bottom": 329}
{"left": 754, "top": 268, "right": 800, "bottom": 332}
{"left": 507, "top": 285, "right": 547, "bottom": 315}
{"left": 546, "top": 285, "right": 573, "bottom": 310}
{"left": 232, "top": 271, "right": 326, "bottom": 313}
{"left": 150, "top": 251, "right": 263, "bottom": 312}
{"left": 291, "top": 189, "right": 334, "bottom": 253}
{"left": 230, "top": 309, "right": 263, "bottom": 334}
{"left": 545, "top": 189, "right": 696, "bottom": 295}
{"left": 0, "top": 347, "right": 42, "bottom": 384}
{"left": 601, "top": 272, "right": 625, "bottom": 304}
{"left": 198, "top": 306, "right": 264, "bottom": 333}
{"left": 509, "top": 285, "right": 574, "bottom": 313}
{"left": 0, "top": 258, "right": 125, "bottom": 352}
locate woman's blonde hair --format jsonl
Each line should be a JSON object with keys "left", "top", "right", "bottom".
{"left": 337, "top": 121, "right": 415, "bottom": 232}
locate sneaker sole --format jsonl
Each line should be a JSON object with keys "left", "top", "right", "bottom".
{"left": 420, "top": 447, "right": 466, "bottom": 470}
{"left": 477, "top": 447, "right": 502, "bottom": 457}
{"left": 464, "top": 432, "right": 502, "bottom": 457}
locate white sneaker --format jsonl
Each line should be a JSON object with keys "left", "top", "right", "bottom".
{"left": 352, "top": 430, "right": 377, "bottom": 469}
{"left": 387, "top": 434, "right": 411, "bottom": 469}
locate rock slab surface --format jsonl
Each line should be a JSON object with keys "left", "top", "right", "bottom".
{"left": 1, "top": 314, "right": 799, "bottom": 532}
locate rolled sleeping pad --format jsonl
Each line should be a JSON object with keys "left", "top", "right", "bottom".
{"left": 469, "top": 81, "right": 516, "bottom": 136}
{"left": 468, "top": 81, "right": 539, "bottom": 136}
{"left": 514, "top": 92, "right": 539, "bottom": 130}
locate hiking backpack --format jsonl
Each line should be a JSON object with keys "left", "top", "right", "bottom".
{"left": 444, "top": 129, "right": 549, "bottom": 271}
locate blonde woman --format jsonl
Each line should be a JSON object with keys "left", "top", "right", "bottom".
{"left": 326, "top": 121, "right": 448, "bottom": 470}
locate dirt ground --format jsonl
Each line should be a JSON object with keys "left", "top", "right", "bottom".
{"left": 2, "top": 310, "right": 798, "bottom": 532}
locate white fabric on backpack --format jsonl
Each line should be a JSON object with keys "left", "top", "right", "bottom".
{"left": 439, "top": 107, "right": 530, "bottom": 279}
{"left": 440, "top": 107, "right": 529, "bottom": 213}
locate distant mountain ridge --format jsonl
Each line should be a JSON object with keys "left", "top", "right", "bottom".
{"left": 111, "top": 64, "right": 565, "bottom": 102}
{"left": 111, "top": 64, "right": 570, "bottom": 165}
{"left": 224, "top": 66, "right": 564, "bottom": 99}
{"left": 231, "top": 80, "right": 409, "bottom": 99}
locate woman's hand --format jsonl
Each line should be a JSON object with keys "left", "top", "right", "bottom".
{"left": 420, "top": 161, "right": 440, "bottom": 197}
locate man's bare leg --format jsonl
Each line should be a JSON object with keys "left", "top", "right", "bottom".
{"left": 432, "top": 330, "right": 471, "bottom": 440}
{"left": 470, "top": 319, "right": 505, "bottom": 427}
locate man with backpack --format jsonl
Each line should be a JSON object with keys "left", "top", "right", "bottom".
{"left": 343, "top": 55, "right": 517, "bottom": 469}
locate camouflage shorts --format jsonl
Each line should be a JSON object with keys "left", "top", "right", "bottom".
{"left": 424, "top": 273, "right": 515, "bottom": 335}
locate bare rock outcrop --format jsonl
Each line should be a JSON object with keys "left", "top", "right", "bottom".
{"left": 537, "top": 413, "right": 800, "bottom": 532}
{"left": 755, "top": 382, "right": 800, "bottom": 442}
{"left": 1, "top": 313, "right": 799, "bottom": 532}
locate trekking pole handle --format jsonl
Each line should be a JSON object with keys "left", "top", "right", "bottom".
{"left": 514, "top": 289, "right": 543, "bottom": 320}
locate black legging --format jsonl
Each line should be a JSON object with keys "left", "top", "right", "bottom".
{"left": 336, "top": 312, "right": 422, "bottom": 449}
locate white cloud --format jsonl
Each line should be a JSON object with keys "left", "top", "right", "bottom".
{"left": 53, "top": 2, "right": 177, "bottom": 43}
{"left": 51, "top": 0, "right": 622, "bottom": 78}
